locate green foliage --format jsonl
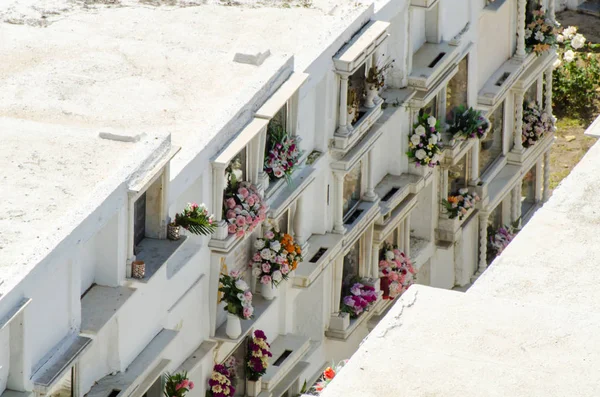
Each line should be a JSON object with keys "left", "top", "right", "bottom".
{"left": 552, "top": 26, "right": 600, "bottom": 120}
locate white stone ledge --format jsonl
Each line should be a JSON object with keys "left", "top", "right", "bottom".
{"left": 213, "top": 294, "right": 276, "bottom": 343}
{"left": 292, "top": 233, "right": 344, "bottom": 288}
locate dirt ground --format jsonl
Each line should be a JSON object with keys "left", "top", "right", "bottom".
{"left": 549, "top": 10, "right": 599, "bottom": 191}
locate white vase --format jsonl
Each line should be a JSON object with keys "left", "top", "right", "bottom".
{"left": 225, "top": 313, "right": 242, "bottom": 339}
{"left": 261, "top": 282, "right": 277, "bottom": 300}
{"left": 246, "top": 378, "right": 262, "bottom": 397}
{"left": 364, "top": 86, "right": 379, "bottom": 108}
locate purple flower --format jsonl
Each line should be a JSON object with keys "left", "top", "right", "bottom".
{"left": 254, "top": 330, "right": 266, "bottom": 339}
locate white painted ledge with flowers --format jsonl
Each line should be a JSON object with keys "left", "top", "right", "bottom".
{"left": 437, "top": 189, "right": 481, "bottom": 243}
{"left": 406, "top": 113, "right": 442, "bottom": 179}
{"left": 325, "top": 280, "right": 384, "bottom": 341}
{"left": 442, "top": 105, "right": 491, "bottom": 167}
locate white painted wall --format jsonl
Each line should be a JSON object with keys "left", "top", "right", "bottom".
{"left": 441, "top": 0, "right": 470, "bottom": 41}
{"left": 0, "top": 326, "right": 9, "bottom": 392}
{"left": 0, "top": 2, "right": 550, "bottom": 397}
{"left": 477, "top": 1, "right": 512, "bottom": 91}
{"left": 411, "top": 8, "right": 427, "bottom": 54}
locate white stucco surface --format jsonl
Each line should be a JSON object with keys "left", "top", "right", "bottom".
{"left": 320, "top": 285, "right": 600, "bottom": 397}
{"left": 0, "top": 118, "right": 169, "bottom": 297}
{"left": 0, "top": 0, "right": 370, "bottom": 298}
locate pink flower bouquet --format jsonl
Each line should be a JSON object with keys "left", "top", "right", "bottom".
{"left": 378, "top": 243, "right": 416, "bottom": 299}
{"left": 164, "top": 372, "right": 194, "bottom": 397}
{"left": 264, "top": 122, "right": 303, "bottom": 181}
{"left": 340, "top": 283, "right": 377, "bottom": 318}
{"left": 223, "top": 179, "right": 267, "bottom": 238}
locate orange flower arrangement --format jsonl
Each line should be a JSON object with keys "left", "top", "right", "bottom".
{"left": 281, "top": 233, "right": 302, "bottom": 270}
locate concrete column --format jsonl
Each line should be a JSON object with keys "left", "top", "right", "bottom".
{"left": 512, "top": 182, "right": 523, "bottom": 227}
{"left": 438, "top": 87, "right": 447, "bottom": 122}
{"left": 548, "top": 0, "right": 556, "bottom": 20}
{"left": 477, "top": 212, "right": 490, "bottom": 276}
{"left": 404, "top": 215, "right": 411, "bottom": 257}
{"left": 536, "top": 76, "right": 544, "bottom": 108}
{"left": 511, "top": 184, "right": 519, "bottom": 224}
{"left": 544, "top": 67, "right": 553, "bottom": 116}
{"left": 293, "top": 195, "right": 308, "bottom": 251}
{"left": 372, "top": 242, "right": 381, "bottom": 279}
{"left": 211, "top": 163, "right": 228, "bottom": 240}
{"left": 543, "top": 151, "right": 551, "bottom": 202}
{"left": 364, "top": 150, "right": 377, "bottom": 201}
{"left": 470, "top": 143, "right": 480, "bottom": 185}
{"left": 257, "top": 127, "right": 269, "bottom": 193}
{"left": 333, "top": 171, "right": 346, "bottom": 234}
{"left": 406, "top": 9, "right": 414, "bottom": 80}
{"left": 337, "top": 75, "right": 350, "bottom": 136}
{"left": 513, "top": 90, "right": 525, "bottom": 153}
{"left": 516, "top": 0, "right": 527, "bottom": 59}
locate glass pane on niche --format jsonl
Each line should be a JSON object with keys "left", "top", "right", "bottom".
{"left": 266, "top": 104, "right": 289, "bottom": 157}
{"left": 448, "top": 154, "right": 469, "bottom": 195}
{"left": 278, "top": 210, "right": 289, "bottom": 234}
{"left": 348, "top": 64, "right": 367, "bottom": 126}
{"left": 228, "top": 147, "right": 247, "bottom": 183}
{"left": 420, "top": 95, "right": 438, "bottom": 119}
{"left": 446, "top": 56, "right": 468, "bottom": 120}
{"left": 521, "top": 166, "right": 537, "bottom": 215}
{"left": 525, "top": 82, "right": 537, "bottom": 104}
{"left": 341, "top": 240, "right": 361, "bottom": 304}
{"left": 226, "top": 345, "right": 246, "bottom": 397}
{"left": 479, "top": 103, "right": 504, "bottom": 176}
{"left": 343, "top": 162, "right": 362, "bottom": 218}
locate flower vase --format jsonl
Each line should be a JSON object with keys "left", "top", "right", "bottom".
{"left": 225, "top": 313, "right": 242, "bottom": 339}
{"left": 380, "top": 277, "right": 390, "bottom": 299}
{"left": 364, "top": 86, "right": 379, "bottom": 108}
{"left": 261, "top": 282, "right": 277, "bottom": 301}
{"left": 246, "top": 378, "right": 262, "bottom": 397}
{"left": 167, "top": 223, "right": 180, "bottom": 241}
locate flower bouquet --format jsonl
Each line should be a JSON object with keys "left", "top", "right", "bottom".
{"left": 524, "top": 7, "right": 560, "bottom": 55}
{"left": 171, "top": 202, "right": 216, "bottom": 237}
{"left": 206, "top": 362, "right": 236, "bottom": 397}
{"left": 309, "top": 360, "right": 348, "bottom": 395}
{"left": 340, "top": 282, "right": 377, "bottom": 318}
{"left": 264, "top": 121, "right": 303, "bottom": 182}
{"left": 378, "top": 243, "right": 416, "bottom": 299}
{"left": 246, "top": 330, "right": 272, "bottom": 384}
{"left": 250, "top": 223, "right": 302, "bottom": 288}
{"left": 223, "top": 170, "right": 267, "bottom": 238}
{"left": 163, "top": 371, "right": 194, "bottom": 397}
{"left": 522, "top": 100, "right": 555, "bottom": 148}
{"left": 447, "top": 105, "right": 491, "bottom": 141}
{"left": 219, "top": 271, "right": 254, "bottom": 320}
{"left": 488, "top": 223, "right": 519, "bottom": 258}
{"left": 407, "top": 113, "right": 443, "bottom": 168}
{"left": 441, "top": 188, "right": 480, "bottom": 220}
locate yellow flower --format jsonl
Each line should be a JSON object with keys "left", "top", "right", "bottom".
{"left": 223, "top": 386, "right": 230, "bottom": 396}
{"left": 212, "top": 385, "right": 222, "bottom": 393}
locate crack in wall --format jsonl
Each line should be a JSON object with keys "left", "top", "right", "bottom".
{"left": 374, "top": 288, "right": 419, "bottom": 339}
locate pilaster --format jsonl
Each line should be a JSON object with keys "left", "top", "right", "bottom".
{"left": 333, "top": 171, "right": 346, "bottom": 234}
{"left": 516, "top": 0, "right": 527, "bottom": 59}
{"left": 211, "top": 163, "right": 229, "bottom": 240}
{"left": 363, "top": 150, "right": 377, "bottom": 201}
{"left": 337, "top": 74, "right": 350, "bottom": 136}
{"left": 543, "top": 151, "right": 550, "bottom": 202}
{"left": 472, "top": 211, "right": 490, "bottom": 281}
{"left": 512, "top": 90, "right": 525, "bottom": 153}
